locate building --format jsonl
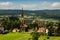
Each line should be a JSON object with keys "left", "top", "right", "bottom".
{"left": 20, "top": 8, "right": 28, "bottom": 32}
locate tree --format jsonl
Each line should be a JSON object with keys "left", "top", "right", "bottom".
{"left": 46, "top": 22, "right": 54, "bottom": 36}
{"left": 46, "top": 22, "right": 54, "bottom": 28}
{"left": 57, "top": 22, "right": 60, "bottom": 36}
{"left": 31, "top": 30, "right": 40, "bottom": 40}
{"left": 29, "top": 22, "right": 38, "bottom": 30}
{"left": 2, "top": 17, "right": 21, "bottom": 31}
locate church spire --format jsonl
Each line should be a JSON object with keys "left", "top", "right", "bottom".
{"left": 21, "top": 8, "right": 24, "bottom": 18}
{"left": 20, "top": 8, "right": 24, "bottom": 27}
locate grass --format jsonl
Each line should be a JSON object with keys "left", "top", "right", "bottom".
{"left": 0, "top": 32, "right": 60, "bottom": 40}
{"left": 0, "top": 32, "right": 31, "bottom": 40}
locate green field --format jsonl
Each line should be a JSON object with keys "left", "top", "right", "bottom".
{"left": 0, "top": 32, "right": 60, "bottom": 40}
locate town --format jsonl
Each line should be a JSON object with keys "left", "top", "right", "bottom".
{"left": 0, "top": 0, "right": 60, "bottom": 40}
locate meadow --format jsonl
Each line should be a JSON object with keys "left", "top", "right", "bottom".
{"left": 0, "top": 32, "right": 60, "bottom": 40}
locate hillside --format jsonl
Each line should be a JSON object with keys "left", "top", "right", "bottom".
{"left": 0, "top": 10, "right": 60, "bottom": 20}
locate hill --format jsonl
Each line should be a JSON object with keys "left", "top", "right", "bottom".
{"left": 0, "top": 10, "right": 60, "bottom": 20}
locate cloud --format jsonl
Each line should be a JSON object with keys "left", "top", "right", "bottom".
{"left": 0, "top": 2, "right": 14, "bottom": 9}
{"left": 51, "top": 2, "right": 60, "bottom": 7}
{"left": 0, "top": 2, "right": 12, "bottom": 6}
{"left": 38, "top": 2, "right": 60, "bottom": 10}
{"left": 19, "top": 4, "right": 37, "bottom": 10}
{"left": 0, "top": 2, "right": 60, "bottom": 10}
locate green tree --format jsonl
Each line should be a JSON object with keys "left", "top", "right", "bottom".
{"left": 46, "top": 22, "right": 54, "bottom": 28}
{"left": 29, "top": 22, "right": 38, "bottom": 30}
{"left": 31, "top": 30, "right": 40, "bottom": 40}
{"left": 57, "top": 22, "right": 60, "bottom": 36}
{"left": 2, "top": 17, "right": 21, "bottom": 31}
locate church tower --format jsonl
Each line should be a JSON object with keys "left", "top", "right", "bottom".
{"left": 20, "top": 8, "right": 28, "bottom": 32}
{"left": 20, "top": 8, "right": 26, "bottom": 32}
{"left": 20, "top": 8, "right": 24, "bottom": 27}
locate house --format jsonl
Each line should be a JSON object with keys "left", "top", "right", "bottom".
{"left": 38, "top": 27, "right": 46, "bottom": 33}
{"left": 12, "top": 28, "right": 19, "bottom": 32}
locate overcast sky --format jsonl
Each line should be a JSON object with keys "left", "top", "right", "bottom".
{"left": 0, "top": 0, "right": 60, "bottom": 10}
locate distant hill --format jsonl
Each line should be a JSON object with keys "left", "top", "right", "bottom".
{"left": 0, "top": 10, "right": 60, "bottom": 20}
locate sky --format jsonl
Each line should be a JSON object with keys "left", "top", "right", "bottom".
{"left": 0, "top": 0, "right": 60, "bottom": 10}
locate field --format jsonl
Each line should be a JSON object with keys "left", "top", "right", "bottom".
{"left": 0, "top": 32, "right": 60, "bottom": 40}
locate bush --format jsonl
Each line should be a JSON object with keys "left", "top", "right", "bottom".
{"left": 31, "top": 30, "right": 40, "bottom": 40}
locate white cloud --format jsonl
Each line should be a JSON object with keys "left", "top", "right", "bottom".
{"left": 52, "top": 2, "right": 60, "bottom": 7}
{"left": 0, "top": 2, "right": 60, "bottom": 10}
{"left": 0, "top": 2, "right": 14, "bottom": 9}
{"left": 0, "top": 2, "right": 12, "bottom": 6}
{"left": 38, "top": 2, "right": 60, "bottom": 10}
{"left": 19, "top": 4, "right": 37, "bottom": 10}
